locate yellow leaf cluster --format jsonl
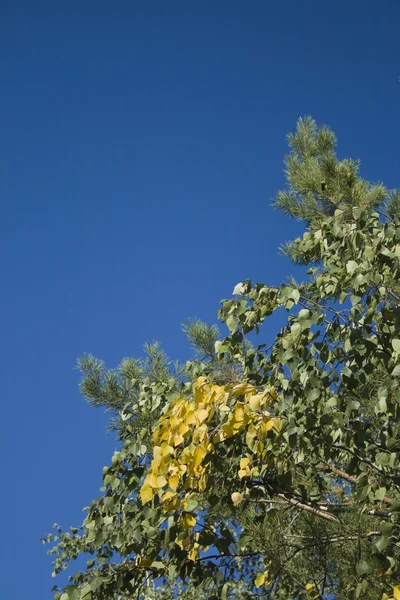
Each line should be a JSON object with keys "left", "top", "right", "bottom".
{"left": 141, "top": 378, "right": 227, "bottom": 507}
{"left": 139, "top": 376, "right": 282, "bottom": 556}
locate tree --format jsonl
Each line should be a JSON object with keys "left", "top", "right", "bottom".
{"left": 45, "top": 118, "right": 400, "bottom": 600}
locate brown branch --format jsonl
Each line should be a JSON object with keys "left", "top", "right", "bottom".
{"left": 276, "top": 493, "right": 338, "bottom": 522}
{"left": 250, "top": 484, "right": 338, "bottom": 522}
{"left": 196, "top": 551, "right": 261, "bottom": 563}
{"left": 287, "top": 531, "right": 381, "bottom": 543}
{"left": 318, "top": 462, "right": 394, "bottom": 505}
{"left": 317, "top": 463, "right": 356, "bottom": 484}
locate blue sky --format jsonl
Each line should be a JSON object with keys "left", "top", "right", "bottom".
{"left": 1, "top": 2, "right": 399, "bottom": 597}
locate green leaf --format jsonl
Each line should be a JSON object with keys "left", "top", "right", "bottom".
{"left": 233, "top": 282, "right": 246, "bottom": 295}
{"left": 226, "top": 315, "right": 237, "bottom": 333}
{"left": 378, "top": 396, "right": 387, "bottom": 413}
{"left": 392, "top": 339, "right": 400, "bottom": 352}
{"left": 375, "top": 487, "right": 387, "bottom": 501}
{"left": 184, "top": 499, "right": 198, "bottom": 511}
{"left": 356, "top": 559, "right": 372, "bottom": 576}
{"left": 215, "top": 340, "right": 228, "bottom": 354}
{"left": 67, "top": 588, "right": 81, "bottom": 600}
{"left": 81, "top": 583, "right": 92, "bottom": 599}
{"left": 375, "top": 535, "right": 389, "bottom": 553}
{"left": 292, "top": 289, "right": 300, "bottom": 303}
{"left": 346, "top": 260, "right": 358, "bottom": 275}
{"left": 390, "top": 499, "right": 400, "bottom": 512}
{"left": 392, "top": 365, "right": 400, "bottom": 377}
{"left": 221, "top": 582, "right": 229, "bottom": 600}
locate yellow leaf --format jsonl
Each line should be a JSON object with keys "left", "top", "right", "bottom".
{"left": 173, "top": 434, "right": 185, "bottom": 446}
{"left": 258, "top": 419, "right": 270, "bottom": 437}
{"left": 153, "top": 445, "right": 162, "bottom": 466}
{"left": 394, "top": 587, "right": 400, "bottom": 600}
{"left": 161, "top": 491, "right": 178, "bottom": 512}
{"left": 193, "top": 424, "right": 208, "bottom": 444}
{"left": 212, "top": 423, "right": 235, "bottom": 443}
{"left": 232, "top": 418, "right": 246, "bottom": 432}
{"left": 193, "top": 377, "right": 212, "bottom": 404}
{"left": 254, "top": 572, "right": 265, "bottom": 588}
{"left": 157, "top": 475, "right": 167, "bottom": 488}
{"left": 168, "top": 474, "right": 180, "bottom": 490}
{"left": 198, "top": 474, "right": 207, "bottom": 491}
{"left": 193, "top": 376, "right": 208, "bottom": 395}
{"left": 178, "top": 464, "right": 187, "bottom": 476}
{"left": 161, "top": 442, "right": 174, "bottom": 456}
{"left": 182, "top": 513, "right": 196, "bottom": 529}
{"left": 159, "top": 429, "right": 171, "bottom": 442}
{"left": 211, "top": 385, "right": 229, "bottom": 405}
{"left": 167, "top": 460, "right": 179, "bottom": 475}
{"left": 240, "top": 457, "right": 250, "bottom": 469}
{"left": 173, "top": 399, "right": 189, "bottom": 419}
{"left": 247, "top": 423, "right": 257, "bottom": 438}
{"left": 176, "top": 536, "right": 191, "bottom": 549}
{"left": 246, "top": 423, "right": 257, "bottom": 449}
{"left": 271, "top": 417, "right": 283, "bottom": 432}
{"left": 180, "top": 447, "right": 192, "bottom": 464}
{"left": 194, "top": 376, "right": 208, "bottom": 387}
{"left": 144, "top": 473, "right": 158, "bottom": 488}
{"left": 246, "top": 436, "right": 255, "bottom": 451}
{"left": 212, "top": 430, "right": 224, "bottom": 443}
{"left": 231, "top": 492, "right": 244, "bottom": 506}
{"left": 265, "top": 418, "right": 275, "bottom": 431}
{"left": 185, "top": 411, "right": 197, "bottom": 426}
{"left": 267, "top": 386, "right": 278, "bottom": 400}
{"left": 150, "top": 459, "right": 159, "bottom": 474}
{"left": 306, "top": 582, "right": 320, "bottom": 599}
{"left": 256, "top": 441, "right": 264, "bottom": 456}
{"left": 135, "top": 556, "right": 152, "bottom": 567}
{"left": 234, "top": 406, "right": 245, "bottom": 421}
{"left": 178, "top": 422, "right": 189, "bottom": 435}
{"left": 249, "top": 394, "right": 262, "bottom": 411}
{"left": 193, "top": 446, "right": 207, "bottom": 468}
{"left": 233, "top": 383, "right": 256, "bottom": 396}
{"left": 195, "top": 408, "right": 209, "bottom": 424}
{"left": 259, "top": 417, "right": 281, "bottom": 436}
{"left": 140, "top": 484, "right": 154, "bottom": 504}
{"left": 238, "top": 456, "right": 251, "bottom": 478}
{"left": 169, "top": 416, "right": 180, "bottom": 428}
{"left": 161, "top": 490, "right": 176, "bottom": 502}
{"left": 188, "top": 544, "right": 200, "bottom": 561}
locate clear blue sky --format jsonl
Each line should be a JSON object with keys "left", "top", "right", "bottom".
{"left": 1, "top": 2, "right": 399, "bottom": 597}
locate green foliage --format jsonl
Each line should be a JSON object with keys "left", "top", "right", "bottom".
{"left": 274, "top": 116, "right": 393, "bottom": 264}
{"left": 45, "top": 119, "right": 400, "bottom": 599}
{"left": 182, "top": 318, "right": 220, "bottom": 359}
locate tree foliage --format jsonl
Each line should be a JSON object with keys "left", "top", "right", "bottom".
{"left": 45, "top": 118, "right": 400, "bottom": 599}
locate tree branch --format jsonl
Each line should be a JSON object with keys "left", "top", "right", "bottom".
{"left": 276, "top": 493, "right": 338, "bottom": 522}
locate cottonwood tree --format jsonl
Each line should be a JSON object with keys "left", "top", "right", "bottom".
{"left": 45, "top": 118, "right": 400, "bottom": 600}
